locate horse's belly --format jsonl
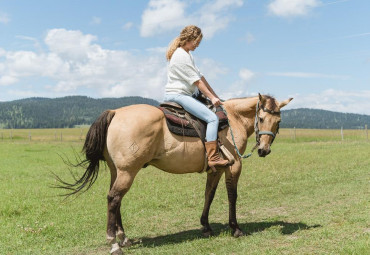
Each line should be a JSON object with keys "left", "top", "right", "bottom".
{"left": 149, "top": 135, "right": 205, "bottom": 174}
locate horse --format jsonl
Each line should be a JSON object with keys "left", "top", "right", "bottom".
{"left": 57, "top": 93, "right": 292, "bottom": 255}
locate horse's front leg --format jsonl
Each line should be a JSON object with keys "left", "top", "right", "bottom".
{"left": 106, "top": 159, "right": 132, "bottom": 249}
{"left": 225, "top": 165, "right": 245, "bottom": 237}
{"left": 200, "top": 170, "right": 224, "bottom": 237}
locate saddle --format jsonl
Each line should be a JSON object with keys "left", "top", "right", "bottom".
{"left": 158, "top": 97, "right": 228, "bottom": 143}
{"left": 158, "top": 95, "right": 235, "bottom": 173}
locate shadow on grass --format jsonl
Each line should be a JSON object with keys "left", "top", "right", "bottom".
{"left": 132, "top": 221, "right": 321, "bottom": 249}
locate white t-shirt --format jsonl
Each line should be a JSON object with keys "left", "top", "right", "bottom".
{"left": 165, "top": 47, "right": 203, "bottom": 96}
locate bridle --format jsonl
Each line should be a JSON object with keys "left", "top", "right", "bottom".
{"left": 221, "top": 99, "right": 280, "bottom": 159}
{"left": 253, "top": 100, "right": 280, "bottom": 149}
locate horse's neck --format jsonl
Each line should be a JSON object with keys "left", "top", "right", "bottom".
{"left": 224, "top": 97, "right": 258, "bottom": 138}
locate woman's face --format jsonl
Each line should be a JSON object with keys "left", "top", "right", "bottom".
{"left": 183, "top": 40, "right": 200, "bottom": 52}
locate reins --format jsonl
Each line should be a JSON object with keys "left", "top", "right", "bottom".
{"left": 221, "top": 100, "right": 279, "bottom": 159}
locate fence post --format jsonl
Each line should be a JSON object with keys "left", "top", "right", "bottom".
{"left": 60, "top": 132, "right": 63, "bottom": 141}
{"left": 1, "top": 132, "right": 3, "bottom": 140}
{"left": 80, "top": 129, "right": 83, "bottom": 141}
{"left": 10, "top": 131, "right": 12, "bottom": 140}
{"left": 294, "top": 127, "right": 296, "bottom": 141}
{"left": 366, "top": 124, "right": 368, "bottom": 141}
{"left": 341, "top": 126, "right": 344, "bottom": 141}
{"left": 29, "top": 131, "right": 31, "bottom": 141}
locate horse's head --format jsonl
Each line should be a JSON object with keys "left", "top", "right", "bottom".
{"left": 255, "top": 94, "right": 293, "bottom": 157}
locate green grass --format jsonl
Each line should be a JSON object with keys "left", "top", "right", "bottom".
{"left": 0, "top": 129, "right": 369, "bottom": 254}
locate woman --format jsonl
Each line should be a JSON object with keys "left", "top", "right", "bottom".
{"left": 164, "top": 25, "right": 228, "bottom": 170}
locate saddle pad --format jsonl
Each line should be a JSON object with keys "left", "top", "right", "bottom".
{"left": 158, "top": 106, "right": 204, "bottom": 138}
{"left": 158, "top": 103, "right": 229, "bottom": 141}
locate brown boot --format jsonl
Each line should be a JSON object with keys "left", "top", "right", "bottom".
{"left": 205, "top": 141, "right": 229, "bottom": 172}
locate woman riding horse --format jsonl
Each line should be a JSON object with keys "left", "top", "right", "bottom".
{"left": 56, "top": 25, "right": 293, "bottom": 255}
{"left": 164, "top": 25, "right": 228, "bottom": 171}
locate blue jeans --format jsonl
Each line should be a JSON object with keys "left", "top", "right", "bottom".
{"left": 164, "top": 93, "right": 219, "bottom": 141}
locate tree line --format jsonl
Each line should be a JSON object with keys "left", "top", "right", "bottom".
{"left": 0, "top": 96, "right": 369, "bottom": 129}
{"left": 0, "top": 96, "right": 159, "bottom": 129}
{"left": 280, "top": 108, "right": 370, "bottom": 129}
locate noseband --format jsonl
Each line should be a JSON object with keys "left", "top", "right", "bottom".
{"left": 254, "top": 100, "right": 280, "bottom": 147}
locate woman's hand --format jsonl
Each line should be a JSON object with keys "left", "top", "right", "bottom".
{"left": 211, "top": 97, "right": 223, "bottom": 107}
{"left": 194, "top": 79, "right": 223, "bottom": 106}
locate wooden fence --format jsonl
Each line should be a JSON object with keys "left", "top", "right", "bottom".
{"left": 0, "top": 127, "right": 368, "bottom": 143}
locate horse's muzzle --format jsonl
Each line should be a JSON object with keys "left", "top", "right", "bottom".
{"left": 258, "top": 148, "right": 271, "bottom": 157}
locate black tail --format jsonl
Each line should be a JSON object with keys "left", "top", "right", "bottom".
{"left": 55, "top": 110, "right": 116, "bottom": 196}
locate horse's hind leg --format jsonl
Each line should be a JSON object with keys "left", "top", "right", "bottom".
{"left": 107, "top": 169, "right": 137, "bottom": 255}
{"left": 106, "top": 158, "right": 131, "bottom": 248}
{"left": 116, "top": 204, "right": 131, "bottom": 247}
{"left": 200, "top": 170, "right": 224, "bottom": 237}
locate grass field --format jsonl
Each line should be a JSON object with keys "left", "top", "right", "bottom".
{"left": 0, "top": 128, "right": 369, "bottom": 254}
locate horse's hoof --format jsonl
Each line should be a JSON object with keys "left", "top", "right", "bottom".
{"left": 111, "top": 249, "right": 123, "bottom": 255}
{"left": 118, "top": 237, "right": 132, "bottom": 247}
{"left": 110, "top": 243, "right": 123, "bottom": 255}
{"left": 202, "top": 228, "right": 214, "bottom": 237}
{"left": 233, "top": 229, "right": 245, "bottom": 238}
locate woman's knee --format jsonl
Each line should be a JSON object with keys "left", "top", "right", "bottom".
{"left": 207, "top": 112, "right": 219, "bottom": 124}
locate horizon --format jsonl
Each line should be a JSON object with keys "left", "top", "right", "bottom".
{"left": 1, "top": 0, "right": 369, "bottom": 114}
{"left": 1, "top": 95, "right": 370, "bottom": 117}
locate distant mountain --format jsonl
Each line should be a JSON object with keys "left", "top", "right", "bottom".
{"left": 281, "top": 108, "right": 370, "bottom": 129}
{"left": 0, "top": 97, "right": 369, "bottom": 129}
{"left": 0, "top": 96, "right": 159, "bottom": 128}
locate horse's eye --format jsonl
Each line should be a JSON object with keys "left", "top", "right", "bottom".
{"left": 259, "top": 117, "right": 264, "bottom": 123}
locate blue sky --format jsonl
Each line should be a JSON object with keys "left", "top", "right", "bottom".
{"left": 0, "top": 0, "right": 369, "bottom": 114}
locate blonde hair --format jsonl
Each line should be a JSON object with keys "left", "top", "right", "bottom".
{"left": 166, "top": 25, "right": 203, "bottom": 61}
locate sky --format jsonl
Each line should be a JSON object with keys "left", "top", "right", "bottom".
{"left": 0, "top": 0, "right": 369, "bottom": 114}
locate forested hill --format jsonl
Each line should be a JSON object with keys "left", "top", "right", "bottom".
{"left": 281, "top": 108, "right": 370, "bottom": 129}
{"left": 0, "top": 96, "right": 369, "bottom": 129}
{"left": 0, "top": 96, "right": 159, "bottom": 128}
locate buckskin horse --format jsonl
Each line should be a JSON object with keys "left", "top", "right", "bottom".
{"left": 57, "top": 93, "right": 292, "bottom": 254}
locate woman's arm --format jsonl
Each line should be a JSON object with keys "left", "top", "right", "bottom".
{"left": 194, "top": 79, "right": 223, "bottom": 107}
{"left": 200, "top": 76, "right": 221, "bottom": 99}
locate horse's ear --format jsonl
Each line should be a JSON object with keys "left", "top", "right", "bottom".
{"left": 279, "top": 98, "right": 293, "bottom": 109}
{"left": 258, "top": 93, "right": 266, "bottom": 104}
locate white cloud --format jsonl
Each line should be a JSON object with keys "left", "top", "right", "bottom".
{"left": 197, "top": 58, "right": 228, "bottom": 80}
{"left": 91, "top": 16, "right": 102, "bottom": 25}
{"left": 0, "top": 12, "right": 10, "bottom": 24}
{"left": 45, "top": 29, "right": 98, "bottom": 60}
{"left": 268, "top": 0, "right": 321, "bottom": 17}
{"left": 239, "top": 68, "right": 255, "bottom": 81}
{"left": 0, "top": 48, "right": 6, "bottom": 57}
{"left": 243, "top": 32, "right": 255, "bottom": 44}
{"left": 7, "top": 89, "right": 41, "bottom": 98}
{"left": 0, "top": 29, "right": 168, "bottom": 100}
{"left": 16, "top": 35, "right": 41, "bottom": 49}
{"left": 145, "top": 47, "right": 167, "bottom": 54}
{"left": 198, "top": 0, "right": 243, "bottom": 39}
{"left": 267, "top": 71, "right": 349, "bottom": 79}
{"left": 219, "top": 68, "right": 255, "bottom": 99}
{"left": 322, "top": 0, "right": 350, "bottom": 6}
{"left": 140, "top": 0, "right": 243, "bottom": 38}
{"left": 287, "top": 89, "right": 370, "bottom": 115}
{"left": 0, "top": 75, "right": 18, "bottom": 86}
{"left": 122, "top": 22, "right": 133, "bottom": 30}
{"left": 140, "top": 0, "right": 188, "bottom": 37}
